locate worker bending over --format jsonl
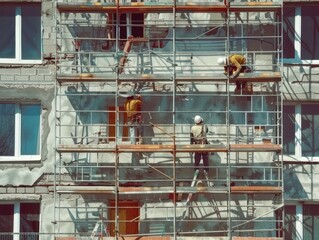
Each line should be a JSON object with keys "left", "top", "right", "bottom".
{"left": 218, "top": 54, "right": 251, "bottom": 94}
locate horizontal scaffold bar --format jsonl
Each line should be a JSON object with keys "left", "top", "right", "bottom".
{"left": 56, "top": 185, "right": 282, "bottom": 194}
{"left": 56, "top": 143, "right": 282, "bottom": 153}
{"left": 232, "top": 237, "right": 284, "bottom": 240}
{"left": 231, "top": 186, "right": 282, "bottom": 194}
{"left": 56, "top": 237, "right": 284, "bottom": 240}
{"left": 57, "top": 72, "right": 282, "bottom": 83}
{"left": 57, "top": 2, "right": 281, "bottom": 13}
{"left": 118, "top": 186, "right": 227, "bottom": 194}
{"left": 229, "top": 144, "right": 281, "bottom": 153}
{"left": 56, "top": 186, "right": 225, "bottom": 194}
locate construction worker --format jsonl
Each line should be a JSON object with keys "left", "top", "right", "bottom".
{"left": 124, "top": 93, "right": 143, "bottom": 144}
{"left": 190, "top": 115, "right": 209, "bottom": 173}
{"left": 217, "top": 54, "right": 251, "bottom": 94}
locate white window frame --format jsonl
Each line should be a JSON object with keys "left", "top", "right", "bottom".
{"left": 0, "top": 202, "right": 40, "bottom": 240}
{"left": 285, "top": 203, "right": 319, "bottom": 240}
{"left": 0, "top": 103, "right": 41, "bottom": 162}
{"left": 0, "top": 5, "right": 42, "bottom": 64}
{"left": 283, "top": 103, "right": 319, "bottom": 162}
{"left": 283, "top": 6, "right": 319, "bottom": 64}
{"left": 296, "top": 204, "right": 303, "bottom": 240}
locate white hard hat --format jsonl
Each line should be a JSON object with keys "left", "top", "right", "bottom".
{"left": 194, "top": 115, "right": 203, "bottom": 124}
{"left": 217, "top": 57, "right": 226, "bottom": 65}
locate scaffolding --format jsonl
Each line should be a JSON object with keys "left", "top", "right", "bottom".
{"left": 54, "top": 0, "right": 284, "bottom": 239}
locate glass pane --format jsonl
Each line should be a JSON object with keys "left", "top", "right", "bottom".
{"left": 252, "top": 96, "right": 262, "bottom": 111}
{"left": 211, "top": 113, "right": 226, "bottom": 124}
{"left": 301, "top": 104, "right": 319, "bottom": 157}
{"left": 0, "top": 104, "right": 15, "bottom": 156}
{"left": 301, "top": 6, "right": 319, "bottom": 60}
{"left": 303, "top": 204, "right": 319, "bottom": 240}
{"left": 21, "top": 5, "right": 41, "bottom": 60}
{"left": 0, "top": 6, "right": 15, "bottom": 58}
{"left": 247, "top": 112, "right": 267, "bottom": 125}
{"left": 0, "top": 204, "right": 14, "bottom": 235}
{"left": 229, "top": 112, "right": 245, "bottom": 124}
{"left": 283, "top": 105, "right": 295, "bottom": 155}
{"left": 21, "top": 104, "right": 40, "bottom": 155}
{"left": 284, "top": 205, "right": 296, "bottom": 240}
{"left": 264, "top": 96, "right": 278, "bottom": 112}
{"left": 20, "top": 203, "right": 40, "bottom": 236}
{"left": 283, "top": 7, "right": 295, "bottom": 59}
{"left": 268, "top": 113, "right": 278, "bottom": 125}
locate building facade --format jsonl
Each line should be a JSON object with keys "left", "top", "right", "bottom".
{"left": 0, "top": 0, "right": 318, "bottom": 239}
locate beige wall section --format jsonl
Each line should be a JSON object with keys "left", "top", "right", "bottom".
{"left": 0, "top": 1, "right": 56, "bottom": 186}
{"left": 0, "top": 82, "right": 55, "bottom": 186}
{"left": 283, "top": 65, "right": 319, "bottom": 100}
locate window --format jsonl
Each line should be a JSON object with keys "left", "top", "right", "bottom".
{"left": 0, "top": 202, "right": 40, "bottom": 240}
{"left": 284, "top": 205, "right": 297, "bottom": 240}
{"left": 0, "top": 3, "right": 41, "bottom": 64}
{"left": 284, "top": 204, "right": 319, "bottom": 240}
{"left": 301, "top": 105, "right": 319, "bottom": 157}
{"left": 303, "top": 204, "right": 319, "bottom": 240}
{"left": 300, "top": 7, "right": 319, "bottom": 60}
{"left": 118, "top": 13, "right": 144, "bottom": 40}
{"left": 0, "top": 103, "right": 41, "bottom": 161}
{"left": 283, "top": 105, "right": 295, "bottom": 155}
{"left": 283, "top": 7, "right": 295, "bottom": 59}
{"left": 283, "top": 104, "right": 319, "bottom": 160}
{"left": 283, "top": 5, "right": 319, "bottom": 61}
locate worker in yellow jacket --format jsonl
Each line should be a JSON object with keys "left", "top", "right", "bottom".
{"left": 124, "top": 94, "right": 143, "bottom": 144}
{"left": 218, "top": 54, "right": 251, "bottom": 94}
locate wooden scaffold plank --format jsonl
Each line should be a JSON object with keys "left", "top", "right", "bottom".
{"left": 231, "top": 186, "right": 282, "bottom": 194}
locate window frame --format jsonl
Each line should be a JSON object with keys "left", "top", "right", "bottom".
{"left": 284, "top": 203, "right": 319, "bottom": 240}
{"left": 0, "top": 102, "right": 41, "bottom": 162}
{"left": 283, "top": 5, "right": 319, "bottom": 63}
{"left": 283, "top": 103, "right": 319, "bottom": 162}
{"left": 0, "top": 202, "right": 40, "bottom": 238}
{"left": 0, "top": 3, "right": 42, "bottom": 64}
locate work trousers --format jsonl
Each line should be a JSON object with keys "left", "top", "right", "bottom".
{"left": 194, "top": 152, "right": 209, "bottom": 172}
{"left": 128, "top": 116, "right": 143, "bottom": 144}
{"left": 235, "top": 66, "right": 252, "bottom": 89}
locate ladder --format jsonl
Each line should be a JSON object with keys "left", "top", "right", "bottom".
{"left": 182, "top": 169, "right": 216, "bottom": 218}
{"left": 185, "top": 169, "right": 199, "bottom": 206}
{"left": 246, "top": 125, "right": 254, "bottom": 164}
{"left": 180, "top": 170, "right": 222, "bottom": 230}
{"left": 203, "top": 170, "right": 222, "bottom": 221}
{"left": 246, "top": 194, "right": 255, "bottom": 233}
{"left": 180, "top": 169, "right": 199, "bottom": 221}
{"left": 90, "top": 219, "right": 110, "bottom": 239}
{"left": 98, "top": 125, "right": 108, "bottom": 144}
{"left": 204, "top": 170, "right": 214, "bottom": 187}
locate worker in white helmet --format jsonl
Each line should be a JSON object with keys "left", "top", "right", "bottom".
{"left": 217, "top": 54, "right": 251, "bottom": 94}
{"left": 190, "top": 115, "right": 209, "bottom": 173}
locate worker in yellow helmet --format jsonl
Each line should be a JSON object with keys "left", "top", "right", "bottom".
{"left": 218, "top": 54, "right": 251, "bottom": 94}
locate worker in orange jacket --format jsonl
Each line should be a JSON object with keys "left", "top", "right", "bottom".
{"left": 218, "top": 54, "right": 251, "bottom": 94}
{"left": 124, "top": 94, "right": 143, "bottom": 144}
